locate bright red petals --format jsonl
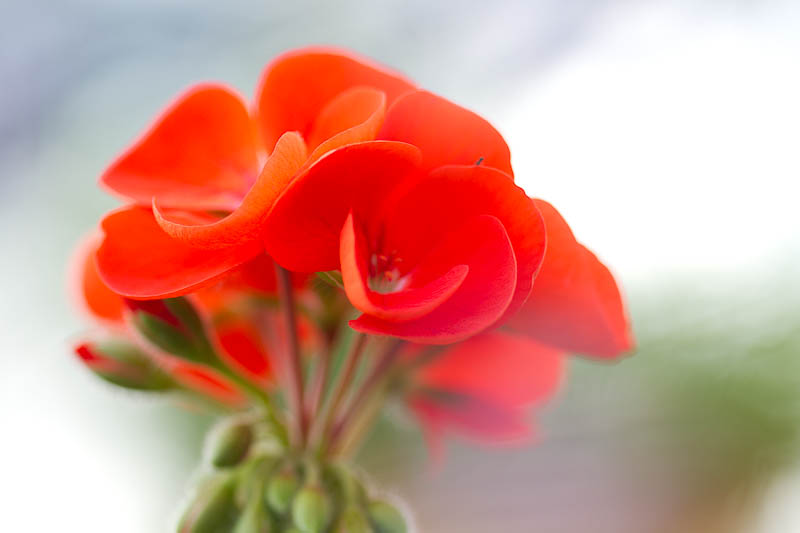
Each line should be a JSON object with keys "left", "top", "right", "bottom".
{"left": 255, "top": 47, "right": 415, "bottom": 152}
{"left": 306, "top": 87, "right": 386, "bottom": 163}
{"left": 381, "top": 165, "right": 545, "bottom": 319}
{"left": 379, "top": 90, "right": 513, "bottom": 176}
{"left": 340, "top": 211, "right": 468, "bottom": 321}
{"left": 153, "top": 132, "right": 308, "bottom": 249}
{"left": 509, "top": 200, "right": 633, "bottom": 358}
{"left": 163, "top": 359, "right": 246, "bottom": 406}
{"left": 100, "top": 85, "right": 261, "bottom": 211}
{"left": 69, "top": 233, "right": 125, "bottom": 324}
{"left": 351, "top": 215, "right": 516, "bottom": 344}
{"left": 96, "top": 206, "right": 261, "bottom": 299}
{"left": 212, "top": 317, "right": 272, "bottom": 384}
{"left": 417, "top": 332, "right": 563, "bottom": 407}
{"left": 408, "top": 332, "right": 563, "bottom": 447}
{"left": 263, "top": 141, "right": 422, "bottom": 272}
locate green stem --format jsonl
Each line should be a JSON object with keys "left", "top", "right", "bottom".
{"left": 274, "top": 261, "right": 307, "bottom": 448}
{"left": 316, "top": 332, "right": 368, "bottom": 453}
{"left": 218, "top": 367, "right": 288, "bottom": 447}
{"left": 327, "top": 339, "right": 404, "bottom": 456}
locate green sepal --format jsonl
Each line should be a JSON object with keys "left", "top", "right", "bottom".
{"left": 177, "top": 472, "right": 239, "bottom": 533}
{"left": 367, "top": 501, "right": 406, "bottom": 533}
{"left": 81, "top": 338, "right": 174, "bottom": 391}
{"left": 233, "top": 492, "right": 272, "bottom": 533}
{"left": 266, "top": 469, "right": 300, "bottom": 516}
{"left": 132, "top": 297, "right": 216, "bottom": 365}
{"left": 209, "top": 420, "right": 254, "bottom": 468}
{"left": 333, "top": 504, "right": 371, "bottom": 533}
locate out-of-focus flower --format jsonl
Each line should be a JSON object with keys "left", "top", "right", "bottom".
{"left": 404, "top": 332, "right": 563, "bottom": 455}
{"left": 507, "top": 200, "right": 633, "bottom": 358}
{"left": 95, "top": 47, "right": 415, "bottom": 300}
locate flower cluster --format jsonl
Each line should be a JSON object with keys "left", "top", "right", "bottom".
{"left": 70, "top": 47, "right": 632, "bottom": 532}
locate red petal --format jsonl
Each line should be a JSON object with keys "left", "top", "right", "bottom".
{"left": 263, "top": 141, "right": 421, "bottom": 272}
{"left": 96, "top": 206, "right": 261, "bottom": 299}
{"left": 306, "top": 87, "right": 386, "bottom": 163}
{"left": 340, "top": 211, "right": 468, "bottom": 321}
{"left": 69, "top": 233, "right": 125, "bottom": 324}
{"left": 153, "top": 132, "right": 307, "bottom": 249}
{"left": 379, "top": 90, "right": 513, "bottom": 176}
{"left": 212, "top": 317, "right": 272, "bottom": 384}
{"left": 255, "top": 47, "right": 415, "bottom": 152}
{"left": 164, "top": 359, "right": 246, "bottom": 406}
{"left": 509, "top": 199, "right": 633, "bottom": 358}
{"left": 380, "top": 164, "right": 545, "bottom": 319}
{"left": 351, "top": 215, "right": 516, "bottom": 344}
{"left": 100, "top": 84, "right": 261, "bottom": 211}
{"left": 417, "top": 332, "right": 564, "bottom": 407}
{"left": 409, "top": 396, "right": 531, "bottom": 446}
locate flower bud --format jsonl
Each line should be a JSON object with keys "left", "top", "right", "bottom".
{"left": 266, "top": 469, "right": 300, "bottom": 515}
{"left": 333, "top": 505, "right": 371, "bottom": 533}
{"left": 129, "top": 296, "right": 215, "bottom": 365}
{"left": 177, "top": 473, "right": 239, "bottom": 533}
{"left": 291, "top": 485, "right": 332, "bottom": 533}
{"left": 209, "top": 420, "right": 254, "bottom": 468}
{"left": 367, "top": 501, "right": 407, "bottom": 533}
{"left": 75, "top": 339, "right": 173, "bottom": 391}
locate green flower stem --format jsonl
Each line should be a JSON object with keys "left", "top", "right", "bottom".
{"left": 275, "top": 261, "right": 308, "bottom": 448}
{"left": 326, "top": 339, "right": 404, "bottom": 456}
{"left": 217, "top": 366, "right": 289, "bottom": 448}
{"left": 316, "top": 332, "right": 368, "bottom": 454}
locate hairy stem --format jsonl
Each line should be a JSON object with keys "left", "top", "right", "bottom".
{"left": 327, "top": 338, "right": 404, "bottom": 455}
{"left": 274, "top": 261, "right": 307, "bottom": 447}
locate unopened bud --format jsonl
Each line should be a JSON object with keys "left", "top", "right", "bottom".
{"left": 177, "top": 473, "right": 238, "bottom": 533}
{"left": 75, "top": 339, "right": 173, "bottom": 391}
{"left": 209, "top": 420, "right": 254, "bottom": 468}
{"left": 367, "top": 501, "right": 407, "bottom": 533}
{"left": 291, "top": 485, "right": 332, "bottom": 533}
{"left": 129, "top": 296, "right": 215, "bottom": 365}
{"left": 266, "top": 469, "right": 300, "bottom": 515}
{"left": 333, "top": 504, "right": 371, "bottom": 533}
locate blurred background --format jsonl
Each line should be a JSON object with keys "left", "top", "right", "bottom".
{"left": 1, "top": 0, "right": 799, "bottom": 531}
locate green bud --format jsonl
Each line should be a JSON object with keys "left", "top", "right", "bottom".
{"left": 210, "top": 421, "right": 254, "bottom": 468}
{"left": 291, "top": 486, "right": 332, "bottom": 533}
{"left": 177, "top": 473, "right": 239, "bottom": 533}
{"left": 329, "top": 464, "right": 366, "bottom": 505}
{"left": 233, "top": 493, "right": 272, "bottom": 533}
{"left": 334, "top": 505, "right": 371, "bottom": 533}
{"left": 266, "top": 470, "right": 300, "bottom": 515}
{"left": 131, "top": 297, "right": 216, "bottom": 365}
{"left": 76, "top": 338, "right": 174, "bottom": 391}
{"left": 367, "top": 501, "right": 406, "bottom": 533}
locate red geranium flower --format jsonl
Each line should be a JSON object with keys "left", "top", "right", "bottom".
{"left": 95, "top": 47, "right": 415, "bottom": 299}
{"left": 405, "top": 332, "right": 563, "bottom": 455}
{"left": 70, "top": 233, "right": 282, "bottom": 404}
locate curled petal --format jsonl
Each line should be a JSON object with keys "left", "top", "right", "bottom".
{"left": 306, "top": 87, "right": 387, "bottom": 163}
{"left": 96, "top": 206, "right": 261, "bottom": 300}
{"left": 340, "top": 211, "right": 468, "bottom": 321}
{"left": 351, "top": 215, "right": 516, "bottom": 344}
{"left": 256, "top": 46, "right": 415, "bottom": 151}
{"left": 263, "top": 141, "right": 422, "bottom": 272}
{"left": 381, "top": 165, "right": 545, "bottom": 319}
{"left": 379, "top": 90, "right": 513, "bottom": 176}
{"left": 100, "top": 84, "right": 261, "bottom": 211}
{"left": 509, "top": 200, "right": 633, "bottom": 358}
{"left": 153, "top": 132, "right": 308, "bottom": 249}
